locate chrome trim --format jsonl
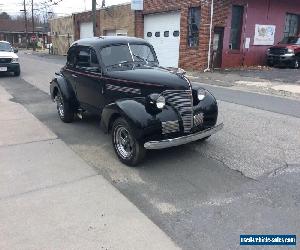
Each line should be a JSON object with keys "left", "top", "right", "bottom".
{"left": 194, "top": 113, "right": 204, "bottom": 127}
{"left": 162, "top": 90, "right": 193, "bottom": 133}
{"left": 106, "top": 84, "right": 141, "bottom": 95}
{"left": 144, "top": 123, "right": 224, "bottom": 150}
{"left": 162, "top": 120, "right": 180, "bottom": 134}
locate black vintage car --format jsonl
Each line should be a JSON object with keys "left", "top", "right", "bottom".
{"left": 50, "top": 37, "right": 223, "bottom": 166}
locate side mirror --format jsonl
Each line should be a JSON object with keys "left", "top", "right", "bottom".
{"left": 13, "top": 48, "right": 18, "bottom": 53}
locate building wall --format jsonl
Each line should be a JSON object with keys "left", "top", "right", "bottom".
{"left": 99, "top": 4, "right": 136, "bottom": 36}
{"left": 136, "top": 0, "right": 212, "bottom": 70}
{"left": 73, "top": 10, "right": 101, "bottom": 40}
{"left": 222, "top": 0, "right": 300, "bottom": 68}
{"left": 50, "top": 16, "right": 74, "bottom": 55}
{"left": 137, "top": 0, "right": 300, "bottom": 70}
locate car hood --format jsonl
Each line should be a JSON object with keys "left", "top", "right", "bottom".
{"left": 105, "top": 67, "right": 190, "bottom": 90}
{"left": 0, "top": 51, "right": 18, "bottom": 58}
{"left": 271, "top": 44, "right": 299, "bottom": 50}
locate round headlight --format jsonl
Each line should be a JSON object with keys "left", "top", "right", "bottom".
{"left": 197, "top": 89, "right": 206, "bottom": 101}
{"left": 156, "top": 95, "right": 166, "bottom": 109}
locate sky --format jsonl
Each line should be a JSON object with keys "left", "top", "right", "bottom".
{"left": 0, "top": 0, "right": 129, "bottom": 16}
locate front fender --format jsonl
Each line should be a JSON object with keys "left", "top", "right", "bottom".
{"left": 101, "top": 98, "right": 179, "bottom": 141}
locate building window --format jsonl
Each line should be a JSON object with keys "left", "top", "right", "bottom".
{"left": 164, "top": 31, "right": 170, "bottom": 37}
{"left": 155, "top": 32, "right": 160, "bottom": 37}
{"left": 229, "top": 5, "right": 244, "bottom": 50}
{"left": 173, "top": 30, "right": 180, "bottom": 37}
{"left": 188, "top": 7, "right": 201, "bottom": 47}
{"left": 284, "top": 13, "right": 300, "bottom": 37}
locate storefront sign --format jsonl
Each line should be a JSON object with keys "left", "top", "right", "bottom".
{"left": 131, "top": 0, "right": 143, "bottom": 10}
{"left": 254, "top": 24, "right": 276, "bottom": 46}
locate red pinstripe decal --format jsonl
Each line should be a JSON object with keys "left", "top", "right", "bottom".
{"left": 65, "top": 68, "right": 164, "bottom": 88}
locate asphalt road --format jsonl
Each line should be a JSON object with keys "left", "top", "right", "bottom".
{"left": 0, "top": 51, "right": 299, "bottom": 249}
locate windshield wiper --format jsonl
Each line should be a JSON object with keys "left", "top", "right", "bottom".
{"left": 132, "top": 54, "right": 149, "bottom": 64}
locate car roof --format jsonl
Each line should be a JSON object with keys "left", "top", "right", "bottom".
{"left": 0, "top": 40, "right": 11, "bottom": 44}
{"left": 71, "top": 36, "right": 151, "bottom": 49}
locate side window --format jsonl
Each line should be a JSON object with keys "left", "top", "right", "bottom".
{"left": 90, "top": 49, "right": 99, "bottom": 67}
{"left": 229, "top": 5, "right": 244, "bottom": 50}
{"left": 67, "top": 47, "right": 77, "bottom": 68}
{"left": 188, "top": 7, "right": 201, "bottom": 47}
{"left": 76, "top": 46, "right": 101, "bottom": 72}
{"left": 77, "top": 47, "right": 90, "bottom": 68}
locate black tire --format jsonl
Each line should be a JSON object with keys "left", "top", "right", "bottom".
{"left": 55, "top": 89, "right": 74, "bottom": 123}
{"left": 14, "top": 69, "right": 20, "bottom": 76}
{"left": 266, "top": 61, "right": 273, "bottom": 67}
{"left": 112, "top": 118, "right": 146, "bottom": 166}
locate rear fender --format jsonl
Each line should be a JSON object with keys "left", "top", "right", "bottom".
{"left": 50, "top": 75, "right": 78, "bottom": 108}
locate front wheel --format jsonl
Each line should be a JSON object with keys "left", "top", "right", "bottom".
{"left": 112, "top": 118, "right": 146, "bottom": 166}
{"left": 55, "top": 90, "right": 74, "bottom": 123}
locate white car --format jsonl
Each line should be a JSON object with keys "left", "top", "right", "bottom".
{"left": 0, "top": 41, "right": 20, "bottom": 76}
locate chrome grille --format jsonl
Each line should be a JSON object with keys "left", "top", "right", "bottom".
{"left": 194, "top": 113, "right": 204, "bottom": 127}
{"left": 0, "top": 58, "right": 11, "bottom": 63}
{"left": 162, "top": 90, "right": 193, "bottom": 133}
{"left": 162, "top": 120, "right": 179, "bottom": 134}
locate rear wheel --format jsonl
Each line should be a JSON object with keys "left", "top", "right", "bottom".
{"left": 55, "top": 90, "right": 74, "bottom": 123}
{"left": 112, "top": 118, "right": 146, "bottom": 166}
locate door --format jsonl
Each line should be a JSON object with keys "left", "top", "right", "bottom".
{"left": 212, "top": 27, "right": 224, "bottom": 69}
{"left": 80, "top": 22, "right": 94, "bottom": 39}
{"left": 75, "top": 46, "right": 105, "bottom": 112}
{"left": 144, "top": 12, "right": 181, "bottom": 68}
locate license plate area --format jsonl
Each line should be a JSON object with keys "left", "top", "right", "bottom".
{"left": 0, "top": 67, "right": 7, "bottom": 72}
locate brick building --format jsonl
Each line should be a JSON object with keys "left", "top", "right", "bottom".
{"left": 50, "top": 4, "right": 136, "bottom": 55}
{"left": 135, "top": 0, "right": 300, "bottom": 70}
{"left": 50, "top": 16, "right": 74, "bottom": 55}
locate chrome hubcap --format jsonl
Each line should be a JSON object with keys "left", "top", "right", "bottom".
{"left": 114, "top": 126, "right": 134, "bottom": 159}
{"left": 55, "top": 94, "right": 64, "bottom": 118}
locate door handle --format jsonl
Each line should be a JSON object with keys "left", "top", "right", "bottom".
{"left": 72, "top": 74, "right": 78, "bottom": 78}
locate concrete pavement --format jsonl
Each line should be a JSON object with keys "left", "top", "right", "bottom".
{"left": 0, "top": 85, "right": 179, "bottom": 250}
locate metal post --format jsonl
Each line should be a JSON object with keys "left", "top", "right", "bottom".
{"left": 32, "top": 0, "right": 36, "bottom": 51}
{"left": 23, "top": 0, "right": 28, "bottom": 49}
{"left": 92, "top": 0, "right": 97, "bottom": 37}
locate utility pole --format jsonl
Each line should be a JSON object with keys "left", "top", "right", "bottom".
{"left": 23, "top": 0, "right": 28, "bottom": 49}
{"left": 92, "top": 0, "right": 96, "bottom": 37}
{"left": 31, "top": 0, "right": 36, "bottom": 51}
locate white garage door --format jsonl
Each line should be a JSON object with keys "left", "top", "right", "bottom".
{"left": 144, "top": 12, "right": 181, "bottom": 68}
{"left": 80, "top": 22, "right": 93, "bottom": 39}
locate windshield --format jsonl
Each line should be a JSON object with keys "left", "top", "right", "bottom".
{"left": 279, "top": 37, "right": 300, "bottom": 45}
{"left": 0, "top": 42, "right": 13, "bottom": 52}
{"left": 100, "top": 43, "right": 157, "bottom": 70}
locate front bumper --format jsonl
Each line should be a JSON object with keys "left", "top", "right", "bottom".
{"left": 144, "top": 123, "right": 224, "bottom": 149}
{"left": 0, "top": 63, "right": 20, "bottom": 72}
{"left": 267, "top": 54, "right": 296, "bottom": 65}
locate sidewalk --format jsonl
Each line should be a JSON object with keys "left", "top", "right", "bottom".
{"left": 0, "top": 85, "right": 179, "bottom": 250}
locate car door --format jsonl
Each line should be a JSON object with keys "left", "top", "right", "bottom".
{"left": 63, "top": 46, "right": 78, "bottom": 91}
{"left": 75, "top": 46, "right": 105, "bottom": 112}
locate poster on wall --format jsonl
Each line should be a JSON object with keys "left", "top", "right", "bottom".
{"left": 254, "top": 24, "right": 276, "bottom": 45}
{"left": 131, "top": 0, "right": 143, "bottom": 10}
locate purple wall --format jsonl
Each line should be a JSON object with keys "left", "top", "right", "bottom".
{"left": 222, "top": 0, "right": 300, "bottom": 68}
